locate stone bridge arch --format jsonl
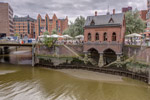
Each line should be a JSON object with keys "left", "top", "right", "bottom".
{"left": 84, "top": 46, "right": 122, "bottom": 67}
{"left": 87, "top": 48, "right": 99, "bottom": 65}
{"left": 103, "top": 48, "right": 117, "bottom": 65}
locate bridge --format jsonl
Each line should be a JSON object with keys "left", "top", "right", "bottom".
{"left": 0, "top": 43, "right": 32, "bottom": 47}
{"left": 0, "top": 39, "right": 33, "bottom": 47}
{"left": 0, "top": 41, "right": 36, "bottom": 66}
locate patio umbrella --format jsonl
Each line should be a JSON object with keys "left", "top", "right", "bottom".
{"left": 125, "top": 33, "right": 142, "bottom": 38}
{"left": 63, "top": 35, "right": 73, "bottom": 39}
{"left": 50, "top": 34, "right": 65, "bottom": 38}
{"left": 75, "top": 35, "right": 84, "bottom": 39}
{"left": 38, "top": 35, "right": 51, "bottom": 38}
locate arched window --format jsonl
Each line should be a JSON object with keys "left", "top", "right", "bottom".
{"left": 95, "top": 33, "right": 99, "bottom": 41}
{"left": 88, "top": 33, "right": 91, "bottom": 41}
{"left": 104, "top": 32, "right": 107, "bottom": 41}
{"left": 112, "top": 32, "right": 116, "bottom": 41}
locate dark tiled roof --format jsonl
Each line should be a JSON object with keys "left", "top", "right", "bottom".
{"left": 84, "top": 13, "right": 124, "bottom": 27}
{"left": 13, "top": 16, "right": 35, "bottom": 22}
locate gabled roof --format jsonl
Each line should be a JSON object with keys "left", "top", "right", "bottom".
{"left": 84, "top": 13, "right": 124, "bottom": 27}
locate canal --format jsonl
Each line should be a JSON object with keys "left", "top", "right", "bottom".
{"left": 0, "top": 47, "right": 150, "bottom": 100}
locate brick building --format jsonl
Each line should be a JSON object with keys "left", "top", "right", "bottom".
{"left": 35, "top": 14, "right": 68, "bottom": 39}
{"left": 148, "top": 0, "right": 150, "bottom": 12}
{"left": 122, "top": 6, "right": 132, "bottom": 13}
{"left": 13, "top": 15, "right": 35, "bottom": 38}
{"left": 0, "top": 2, "right": 14, "bottom": 38}
{"left": 84, "top": 10, "right": 126, "bottom": 67}
{"left": 139, "top": 10, "right": 148, "bottom": 21}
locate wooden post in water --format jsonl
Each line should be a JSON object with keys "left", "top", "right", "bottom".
{"left": 148, "top": 68, "right": 150, "bottom": 85}
{"left": 0, "top": 47, "right": 2, "bottom": 54}
{"left": 32, "top": 44, "right": 35, "bottom": 67}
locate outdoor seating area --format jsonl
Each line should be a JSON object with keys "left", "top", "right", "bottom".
{"left": 38, "top": 34, "right": 84, "bottom": 45}
{"left": 125, "top": 33, "right": 150, "bottom": 46}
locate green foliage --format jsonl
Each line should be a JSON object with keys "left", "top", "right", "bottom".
{"left": 63, "top": 16, "right": 85, "bottom": 37}
{"left": 43, "top": 31, "right": 55, "bottom": 47}
{"left": 51, "top": 29, "right": 57, "bottom": 35}
{"left": 14, "top": 33, "right": 20, "bottom": 37}
{"left": 125, "top": 10, "right": 146, "bottom": 35}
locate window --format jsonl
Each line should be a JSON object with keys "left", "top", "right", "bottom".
{"left": 88, "top": 33, "right": 91, "bottom": 41}
{"left": 112, "top": 32, "right": 116, "bottom": 41}
{"left": 109, "top": 18, "right": 114, "bottom": 23}
{"left": 95, "top": 33, "right": 99, "bottom": 41}
{"left": 104, "top": 32, "right": 107, "bottom": 41}
{"left": 90, "top": 20, "right": 95, "bottom": 26}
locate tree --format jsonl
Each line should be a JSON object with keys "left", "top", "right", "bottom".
{"left": 14, "top": 33, "right": 20, "bottom": 37}
{"left": 125, "top": 10, "right": 146, "bottom": 35}
{"left": 43, "top": 31, "right": 55, "bottom": 47}
{"left": 74, "top": 16, "right": 85, "bottom": 36}
{"left": 63, "top": 16, "right": 85, "bottom": 37}
{"left": 51, "top": 29, "right": 57, "bottom": 35}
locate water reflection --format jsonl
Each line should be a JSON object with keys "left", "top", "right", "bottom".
{"left": 0, "top": 64, "right": 150, "bottom": 100}
{"left": 3, "top": 55, "right": 10, "bottom": 63}
{"left": 0, "top": 47, "right": 32, "bottom": 65}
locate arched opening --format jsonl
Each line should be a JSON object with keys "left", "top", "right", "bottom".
{"left": 103, "top": 32, "right": 107, "bottom": 41}
{"left": 103, "top": 49, "right": 117, "bottom": 65}
{"left": 88, "top": 33, "right": 91, "bottom": 41}
{"left": 112, "top": 32, "right": 116, "bottom": 41}
{"left": 95, "top": 33, "right": 99, "bottom": 41}
{"left": 88, "top": 48, "right": 99, "bottom": 64}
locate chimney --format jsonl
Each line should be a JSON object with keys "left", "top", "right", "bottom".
{"left": 95, "top": 11, "right": 97, "bottom": 16}
{"left": 113, "top": 9, "right": 115, "bottom": 15}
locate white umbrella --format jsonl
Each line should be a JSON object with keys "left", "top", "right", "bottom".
{"left": 126, "top": 33, "right": 142, "bottom": 38}
{"left": 50, "top": 34, "right": 65, "bottom": 38}
{"left": 50, "top": 34, "right": 59, "bottom": 38}
{"left": 63, "top": 35, "right": 73, "bottom": 39}
{"left": 38, "top": 35, "right": 51, "bottom": 38}
{"left": 75, "top": 35, "right": 84, "bottom": 39}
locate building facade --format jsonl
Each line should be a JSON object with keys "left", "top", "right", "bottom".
{"left": 139, "top": 10, "right": 148, "bottom": 21}
{"left": 0, "top": 2, "right": 14, "bottom": 38}
{"left": 122, "top": 7, "right": 132, "bottom": 13}
{"left": 35, "top": 14, "right": 68, "bottom": 39}
{"left": 84, "top": 11, "right": 126, "bottom": 67}
{"left": 13, "top": 15, "right": 35, "bottom": 38}
{"left": 148, "top": 0, "right": 150, "bottom": 12}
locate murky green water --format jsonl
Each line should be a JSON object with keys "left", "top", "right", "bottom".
{"left": 0, "top": 63, "right": 150, "bottom": 100}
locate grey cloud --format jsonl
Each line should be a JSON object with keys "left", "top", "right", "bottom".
{"left": 0, "top": 0, "right": 147, "bottom": 21}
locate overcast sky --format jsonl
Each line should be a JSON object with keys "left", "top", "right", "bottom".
{"left": 0, "top": 0, "right": 147, "bottom": 22}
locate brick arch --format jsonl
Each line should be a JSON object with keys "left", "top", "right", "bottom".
{"left": 103, "top": 48, "right": 116, "bottom": 54}
{"left": 87, "top": 47, "right": 99, "bottom": 53}
{"left": 84, "top": 43, "right": 122, "bottom": 54}
{"left": 103, "top": 48, "right": 117, "bottom": 65}
{"left": 102, "top": 48, "right": 117, "bottom": 54}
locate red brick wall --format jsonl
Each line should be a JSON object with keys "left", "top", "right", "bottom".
{"left": 35, "top": 14, "right": 68, "bottom": 39}
{"left": 84, "top": 15, "right": 126, "bottom": 54}
{"left": 0, "top": 3, "right": 13, "bottom": 36}
{"left": 140, "top": 10, "right": 148, "bottom": 21}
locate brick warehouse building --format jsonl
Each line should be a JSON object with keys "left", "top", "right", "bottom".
{"left": 122, "top": 6, "right": 132, "bottom": 13}
{"left": 35, "top": 14, "right": 68, "bottom": 39}
{"left": 0, "top": 2, "right": 14, "bottom": 38}
{"left": 13, "top": 15, "right": 35, "bottom": 38}
{"left": 84, "top": 10, "right": 126, "bottom": 67}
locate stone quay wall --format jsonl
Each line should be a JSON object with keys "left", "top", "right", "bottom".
{"left": 123, "top": 45, "right": 150, "bottom": 64}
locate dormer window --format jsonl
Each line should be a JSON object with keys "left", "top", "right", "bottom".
{"left": 109, "top": 18, "right": 114, "bottom": 23}
{"left": 90, "top": 20, "right": 95, "bottom": 26}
